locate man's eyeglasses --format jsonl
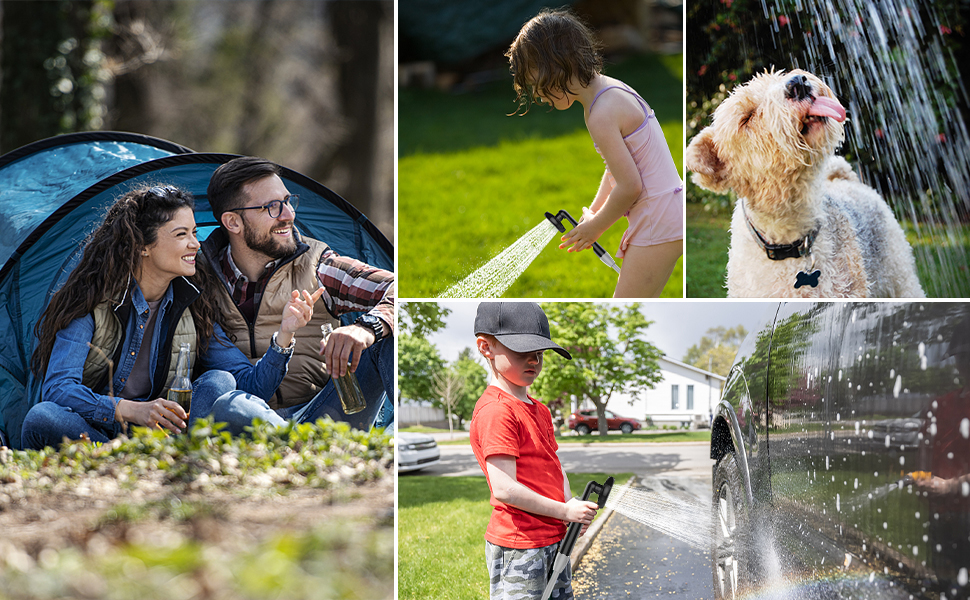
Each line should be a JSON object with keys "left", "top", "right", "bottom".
{"left": 228, "top": 195, "right": 299, "bottom": 219}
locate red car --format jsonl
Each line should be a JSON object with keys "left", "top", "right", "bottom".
{"left": 568, "top": 409, "right": 641, "bottom": 435}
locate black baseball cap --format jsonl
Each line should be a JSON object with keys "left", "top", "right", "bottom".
{"left": 474, "top": 302, "right": 572, "bottom": 360}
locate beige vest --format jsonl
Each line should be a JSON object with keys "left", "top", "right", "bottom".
{"left": 213, "top": 237, "right": 339, "bottom": 409}
{"left": 83, "top": 298, "right": 197, "bottom": 397}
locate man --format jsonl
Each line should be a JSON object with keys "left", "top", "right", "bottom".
{"left": 201, "top": 156, "right": 393, "bottom": 432}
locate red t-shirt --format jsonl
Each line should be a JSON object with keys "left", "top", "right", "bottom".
{"left": 470, "top": 386, "right": 567, "bottom": 549}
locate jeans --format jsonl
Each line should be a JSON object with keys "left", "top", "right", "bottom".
{"left": 211, "top": 336, "right": 393, "bottom": 434}
{"left": 20, "top": 370, "right": 235, "bottom": 450}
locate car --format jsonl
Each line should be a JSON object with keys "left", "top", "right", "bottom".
{"left": 568, "top": 409, "right": 641, "bottom": 435}
{"left": 711, "top": 302, "right": 970, "bottom": 600}
{"left": 397, "top": 432, "right": 440, "bottom": 473}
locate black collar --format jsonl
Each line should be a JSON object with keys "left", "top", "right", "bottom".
{"left": 742, "top": 201, "right": 819, "bottom": 261}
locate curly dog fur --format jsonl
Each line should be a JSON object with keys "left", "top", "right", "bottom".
{"left": 686, "top": 69, "right": 924, "bottom": 298}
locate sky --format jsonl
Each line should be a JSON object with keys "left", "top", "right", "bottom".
{"left": 415, "top": 300, "right": 779, "bottom": 366}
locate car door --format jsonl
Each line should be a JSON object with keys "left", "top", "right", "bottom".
{"left": 766, "top": 302, "right": 970, "bottom": 597}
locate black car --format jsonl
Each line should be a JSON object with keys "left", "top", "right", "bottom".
{"left": 711, "top": 302, "right": 969, "bottom": 600}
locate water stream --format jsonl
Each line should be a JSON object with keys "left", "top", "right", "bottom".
{"left": 766, "top": 0, "right": 970, "bottom": 296}
{"left": 439, "top": 219, "right": 557, "bottom": 298}
{"left": 604, "top": 483, "right": 713, "bottom": 551}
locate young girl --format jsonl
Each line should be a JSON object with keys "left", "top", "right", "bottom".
{"left": 507, "top": 9, "right": 684, "bottom": 298}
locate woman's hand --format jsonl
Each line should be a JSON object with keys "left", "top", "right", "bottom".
{"left": 116, "top": 398, "right": 187, "bottom": 433}
{"left": 559, "top": 207, "right": 606, "bottom": 252}
{"left": 278, "top": 288, "right": 325, "bottom": 346}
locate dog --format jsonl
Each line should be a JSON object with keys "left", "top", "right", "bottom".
{"left": 686, "top": 69, "right": 925, "bottom": 298}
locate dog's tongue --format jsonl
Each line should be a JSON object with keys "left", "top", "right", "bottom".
{"left": 809, "top": 96, "right": 846, "bottom": 122}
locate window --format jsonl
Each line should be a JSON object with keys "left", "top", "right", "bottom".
{"left": 687, "top": 385, "right": 694, "bottom": 410}
{"left": 671, "top": 384, "right": 679, "bottom": 410}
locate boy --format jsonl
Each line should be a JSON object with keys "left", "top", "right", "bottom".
{"left": 470, "top": 302, "right": 600, "bottom": 600}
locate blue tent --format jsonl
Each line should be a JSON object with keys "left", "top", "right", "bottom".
{"left": 0, "top": 132, "right": 393, "bottom": 448}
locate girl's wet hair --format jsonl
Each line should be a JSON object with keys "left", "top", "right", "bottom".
{"left": 506, "top": 8, "right": 602, "bottom": 115}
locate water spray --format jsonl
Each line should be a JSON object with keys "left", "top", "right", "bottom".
{"left": 544, "top": 210, "right": 621, "bottom": 274}
{"left": 541, "top": 476, "right": 614, "bottom": 600}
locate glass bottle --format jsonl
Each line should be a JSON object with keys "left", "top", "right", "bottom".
{"left": 166, "top": 343, "right": 192, "bottom": 418}
{"left": 321, "top": 323, "right": 367, "bottom": 415}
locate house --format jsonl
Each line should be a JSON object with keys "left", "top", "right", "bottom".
{"left": 593, "top": 356, "right": 726, "bottom": 428}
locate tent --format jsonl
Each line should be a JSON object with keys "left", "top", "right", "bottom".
{"left": 0, "top": 132, "right": 393, "bottom": 449}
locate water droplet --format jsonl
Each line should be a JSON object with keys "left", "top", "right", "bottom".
{"left": 837, "top": 493, "right": 841, "bottom": 512}
{"left": 900, "top": 456, "right": 906, "bottom": 466}
{"left": 959, "top": 567, "right": 968, "bottom": 586}
{"left": 855, "top": 478, "right": 859, "bottom": 489}
{"left": 855, "top": 422, "right": 861, "bottom": 434}
{"left": 837, "top": 413, "right": 841, "bottom": 421}
{"left": 885, "top": 435, "right": 891, "bottom": 448}
{"left": 894, "top": 375, "right": 902, "bottom": 398}
{"left": 915, "top": 512, "right": 920, "bottom": 519}
{"left": 839, "top": 369, "right": 844, "bottom": 381}
{"left": 913, "top": 546, "right": 919, "bottom": 556}
{"left": 962, "top": 482, "right": 969, "bottom": 497}
{"left": 961, "top": 418, "right": 969, "bottom": 439}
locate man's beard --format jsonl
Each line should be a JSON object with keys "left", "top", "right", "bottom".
{"left": 242, "top": 217, "right": 296, "bottom": 260}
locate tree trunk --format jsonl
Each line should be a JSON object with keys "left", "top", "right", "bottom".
{"left": 321, "top": 0, "right": 385, "bottom": 217}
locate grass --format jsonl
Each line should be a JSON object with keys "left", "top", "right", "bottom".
{"left": 686, "top": 196, "right": 970, "bottom": 298}
{"left": 685, "top": 201, "right": 731, "bottom": 298}
{"left": 0, "top": 419, "right": 394, "bottom": 599}
{"left": 398, "top": 472, "right": 632, "bottom": 600}
{"left": 399, "top": 54, "right": 684, "bottom": 299}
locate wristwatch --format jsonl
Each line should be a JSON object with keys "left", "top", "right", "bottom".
{"left": 355, "top": 314, "right": 384, "bottom": 342}
{"left": 270, "top": 331, "right": 296, "bottom": 356}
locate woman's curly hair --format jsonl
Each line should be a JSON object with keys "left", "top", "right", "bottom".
{"left": 32, "top": 185, "right": 217, "bottom": 379}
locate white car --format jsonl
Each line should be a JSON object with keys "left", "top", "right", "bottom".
{"left": 397, "top": 432, "right": 440, "bottom": 473}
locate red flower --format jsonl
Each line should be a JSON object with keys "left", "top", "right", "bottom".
{"left": 729, "top": 73, "right": 737, "bottom": 81}
{"left": 875, "top": 129, "right": 884, "bottom": 139}
{"left": 940, "top": 25, "right": 952, "bottom": 34}
{"left": 778, "top": 15, "right": 790, "bottom": 26}
{"left": 698, "top": 65, "right": 709, "bottom": 76}
{"left": 938, "top": 133, "right": 947, "bottom": 143}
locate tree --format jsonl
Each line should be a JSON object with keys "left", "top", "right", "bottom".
{"left": 449, "top": 347, "right": 487, "bottom": 430}
{"left": 683, "top": 325, "right": 748, "bottom": 377}
{"left": 399, "top": 302, "right": 451, "bottom": 338}
{"left": 1, "top": 0, "right": 112, "bottom": 153}
{"left": 397, "top": 333, "right": 445, "bottom": 407}
{"left": 531, "top": 303, "right": 664, "bottom": 437}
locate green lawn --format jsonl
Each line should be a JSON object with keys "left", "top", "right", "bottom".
{"left": 399, "top": 54, "right": 684, "bottom": 298}
{"left": 685, "top": 200, "right": 730, "bottom": 298}
{"left": 398, "top": 472, "right": 631, "bottom": 600}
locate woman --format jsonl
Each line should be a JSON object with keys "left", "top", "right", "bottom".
{"left": 21, "top": 185, "right": 316, "bottom": 449}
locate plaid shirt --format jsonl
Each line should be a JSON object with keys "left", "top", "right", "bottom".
{"left": 220, "top": 245, "right": 395, "bottom": 335}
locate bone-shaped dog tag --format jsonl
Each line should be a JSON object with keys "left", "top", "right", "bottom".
{"left": 795, "top": 270, "right": 821, "bottom": 289}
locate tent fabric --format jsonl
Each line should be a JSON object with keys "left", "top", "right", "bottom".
{"left": 0, "top": 133, "right": 393, "bottom": 449}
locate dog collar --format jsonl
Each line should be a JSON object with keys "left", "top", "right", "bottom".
{"left": 742, "top": 201, "right": 819, "bottom": 261}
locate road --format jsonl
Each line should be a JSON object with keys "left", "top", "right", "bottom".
{"left": 416, "top": 439, "right": 713, "bottom": 479}
{"left": 406, "top": 439, "right": 715, "bottom": 599}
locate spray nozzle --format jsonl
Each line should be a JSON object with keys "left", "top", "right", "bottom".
{"left": 582, "top": 476, "right": 614, "bottom": 508}
{"left": 544, "top": 210, "right": 571, "bottom": 233}
{"left": 543, "top": 209, "right": 621, "bottom": 274}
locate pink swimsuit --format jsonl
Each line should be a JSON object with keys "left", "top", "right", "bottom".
{"left": 590, "top": 84, "right": 684, "bottom": 257}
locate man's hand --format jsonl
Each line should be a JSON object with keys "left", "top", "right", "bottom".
{"left": 278, "top": 288, "right": 325, "bottom": 347}
{"left": 320, "top": 323, "right": 376, "bottom": 377}
{"left": 116, "top": 398, "right": 187, "bottom": 433}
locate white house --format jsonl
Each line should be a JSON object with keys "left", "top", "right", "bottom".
{"left": 582, "top": 356, "right": 725, "bottom": 428}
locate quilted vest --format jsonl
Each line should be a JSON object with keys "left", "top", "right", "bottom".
{"left": 81, "top": 282, "right": 198, "bottom": 398}
{"left": 205, "top": 233, "right": 339, "bottom": 410}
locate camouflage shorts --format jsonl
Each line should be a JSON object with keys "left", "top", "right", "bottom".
{"left": 485, "top": 540, "right": 572, "bottom": 600}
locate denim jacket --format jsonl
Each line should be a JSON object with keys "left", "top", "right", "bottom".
{"left": 42, "top": 277, "right": 290, "bottom": 427}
